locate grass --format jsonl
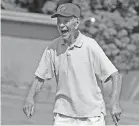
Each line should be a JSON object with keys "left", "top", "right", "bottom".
{"left": 1, "top": 84, "right": 139, "bottom": 125}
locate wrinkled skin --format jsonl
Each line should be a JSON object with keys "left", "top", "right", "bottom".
{"left": 57, "top": 15, "right": 80, "bottom": 45}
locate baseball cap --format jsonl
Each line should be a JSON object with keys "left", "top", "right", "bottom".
{"left": 51, "top": 3, "right": 80, "bottom": 18}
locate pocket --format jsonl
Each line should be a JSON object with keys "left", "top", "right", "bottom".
{"left": 87, "top": 113, "right": 105, "bottom": 125}
{"left": 54, "top": 113, "right": 73, "bottom": 123}
{"left": 87, "top": 116, "right": 101, "bottom": 124}
{"left": 54, "top": 113, "right": 58, "bottom": 121}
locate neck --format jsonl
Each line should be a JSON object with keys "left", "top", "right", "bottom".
{"left": 66, "top": 30, "right": 79, "bottom": 46}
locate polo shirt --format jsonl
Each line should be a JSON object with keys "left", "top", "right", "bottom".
{"left": 35, "top": 31, "right": 118, "bottom": 117}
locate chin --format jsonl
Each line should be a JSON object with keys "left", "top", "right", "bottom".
{"left": 62, "top": 34, "right": 70, "bottom": 40}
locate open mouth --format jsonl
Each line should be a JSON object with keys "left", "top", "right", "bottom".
{"left": 61, "top": 29, "right": 69, "bottom": 34}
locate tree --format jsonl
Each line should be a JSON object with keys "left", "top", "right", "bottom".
{"left": 15, "top": 0, "right": 139, "bottom": 73}
{"left": 72, "top": 0, "right": 139, "bottom": 73}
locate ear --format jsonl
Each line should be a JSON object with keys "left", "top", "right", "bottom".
{"left": 75, "top": 18, "right": 80, "bottom": 29}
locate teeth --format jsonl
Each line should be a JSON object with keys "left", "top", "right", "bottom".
{"left": 62, "top": 30, "right": 67, "bottom": 32}
{"left": 61, "top": 30, "right": 68, "bottom": 34}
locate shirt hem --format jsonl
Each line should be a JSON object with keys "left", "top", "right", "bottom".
{"left": 53, "top": 109, "right": 106, "bottom": 118}
{"left": 35, "top": 72, "right": 45, "bottom": 80}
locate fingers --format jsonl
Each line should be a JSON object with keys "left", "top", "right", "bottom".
{"left": 23, "top": 103, "right": 35, "bottom": 118}
{"left": 111, "top": 112, "right": 121, "bottom": 126}
{"left": 115, "top": 113, "right": 121, "bottom": 121}
{"left": 30, "top": 105, "right": 35, "bottom": 116}
{"left": 27, "top": 105, "right": 32, "bottom": 117}
{"left": 23, "top": 106, "right": 26, "bottom": 115}
{"left": 112, "top": 114, "right": 118, "bottom": 126}
{"left": 23, "top": 105, "right": 29, "bottom": 118}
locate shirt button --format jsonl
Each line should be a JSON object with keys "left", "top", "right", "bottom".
{"left": 67, "top": 52, "right": 71, "bottom": 56}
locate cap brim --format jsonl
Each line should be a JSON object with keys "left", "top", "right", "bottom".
{"left": 51, "top": 12, "right": 73, "bottom": 18}
{"left": 51, "top": 13, "right": 59, "bottom": 18}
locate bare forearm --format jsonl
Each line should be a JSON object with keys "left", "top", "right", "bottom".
{"left": 27, "top": 76, "right": 44, "bottom": 100}
{"left": 111, "top": 72, "right": 122, "bottom": 102}
{"left": 109, "top": 72, "right": 122, "bottom": 125}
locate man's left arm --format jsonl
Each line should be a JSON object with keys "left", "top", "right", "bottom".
{"left": 91, "top": 40, "right": 122, "bottom": 125}
{"left": 109, "top": 71, "right": 122, "bottom": 125}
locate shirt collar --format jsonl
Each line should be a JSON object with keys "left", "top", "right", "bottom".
{"left": 61, "top": 31, "right": 83, "bottom": 48}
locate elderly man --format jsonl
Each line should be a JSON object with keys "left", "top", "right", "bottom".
{"left": 23, "top": 3, "right": 122, "bottom": 126}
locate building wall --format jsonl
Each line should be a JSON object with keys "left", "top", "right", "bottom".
{"left": 1, "top": 10, "right": 59, "bottom": 92}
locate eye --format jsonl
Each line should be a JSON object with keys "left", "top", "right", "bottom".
{"left": 57, "top": 19, "right": 61, "bottom": 24}
{"left": 64, "top": 19, "right": 69, "bottom": 23}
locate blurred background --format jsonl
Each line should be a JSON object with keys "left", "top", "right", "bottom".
{"left": 1, "top": 0, "right": 139, "bottom": 125}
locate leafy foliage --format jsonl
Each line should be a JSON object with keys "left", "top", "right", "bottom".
{"left": 72, "top": 0, "right": 139, "bottom": 72}
{"left": 3, "top": 0, "right": 139, "bottom": 72}
{"left": 32, "top": 0, "right": 139, "bottom": 72}
{"left": 37, "top": 0, "right": 139, "bottom": 72}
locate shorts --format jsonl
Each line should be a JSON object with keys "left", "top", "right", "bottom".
{"left": 53, "top": 113, "right": 105, "bottom": 126}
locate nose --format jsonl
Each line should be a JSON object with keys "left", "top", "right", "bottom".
{"left": 59, "top": 23, "right": 65, "bottom": 29}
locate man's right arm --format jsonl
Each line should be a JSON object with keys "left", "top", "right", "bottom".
{"left": 23, "top": 47, "right": 55, "bottom": 118}
{"left": 23, "top": 76, "right": 44, "bottom": 118}
{"left": 27, "top": 76, "right": 44, "bottom": 100}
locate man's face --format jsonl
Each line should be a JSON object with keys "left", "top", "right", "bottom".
{"left": 57, "top": 16, "right": 79, "bottom": 40}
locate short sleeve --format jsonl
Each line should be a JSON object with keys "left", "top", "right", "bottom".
{"left": 35, "top": 47, "right": 54, "bottom": 80}
{"left": 92, "top": 42, "right": 118, "bottom": 82}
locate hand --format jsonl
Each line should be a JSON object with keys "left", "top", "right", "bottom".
{"left": 111, "top": 101, "right": 122, "bottom": 126}
{"left": 23, "top": 98, "right": 35, "bottom": 118}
